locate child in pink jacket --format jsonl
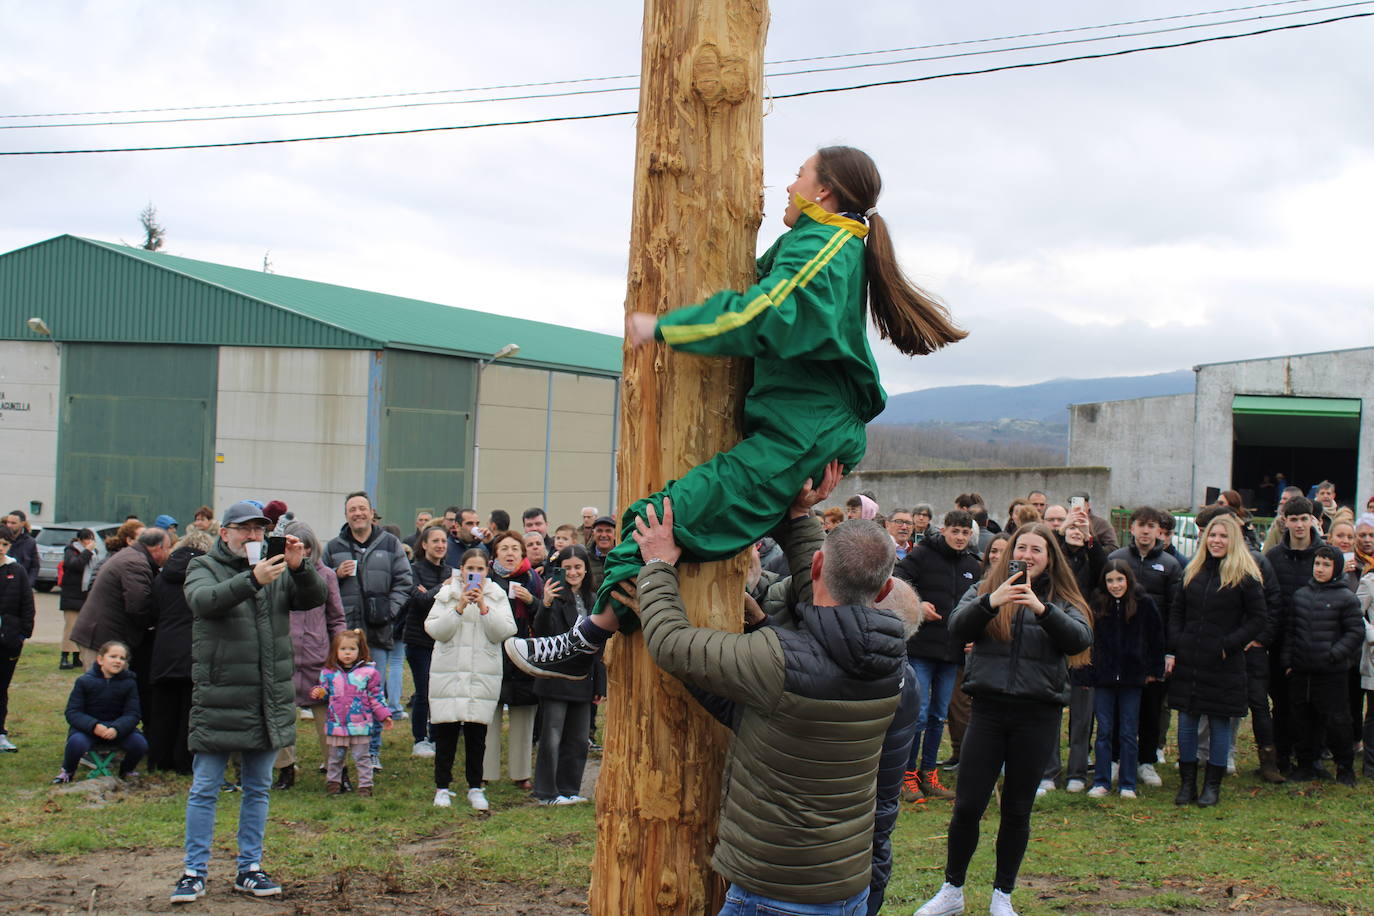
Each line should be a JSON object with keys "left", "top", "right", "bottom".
{"left": 310, "top": 629, "right": 391, "bottom": 796}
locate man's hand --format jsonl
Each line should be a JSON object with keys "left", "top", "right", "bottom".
{"left": 611, "top": 581, "right": 640, "bottom": 616}
{"left": 253, "top": 554, "right": 289, "bottom": 586}
{"left": 632, "top": 499, "right": 681, "bottom": 566}
{"left": 789, "top": 459, "right": 844, "bottom": 519}
{"left": 626, "top": 312, "right": 657, "bottom": 348}
{"left": 921, "top": 601, "right": 941, "bottom": 622}
{"left": 336, "top": 559, "right": 357, "bottom": 578}
{"left": 743, "top": 593, "right": 767, "bottom": 626}
{"left": 283, "top": 534, "right": 306, "bottom": 570}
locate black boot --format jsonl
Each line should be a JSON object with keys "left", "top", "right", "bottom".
{"left": 1196, "top": 763, "right": 1226, "bottom": 807}
{"left": 1174, "top": 761, "right": 1199, "bottom": 805}
{"left": 58, "top": 653, "right": 70, "bottom": 670}
{"left": 271, "top": 765, "right": 296, "bottom": 790}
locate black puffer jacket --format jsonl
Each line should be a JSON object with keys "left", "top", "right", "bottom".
{"left": 949, "top": 584, "right": 1093, "bottom": 707}
{"left": 65, "top": 665, "right": 142, "bottom": 737}
{"left": 0, "top": 562, "right": 35, "bottom": 653}
{"left": 7, "top": 531, "right": 39, "bottom": 585}
{"left": 894, "top": 532, "right": 981, "bottom": 662}
{"left": 1087, "top": 593, "right": 1165, "bottom": 688}
{"left": 401, "top": 557, "right": 449, "bottom": 650}
{"left": 1107, "top": 541, "right": 1182, "bottom": 618}
{"left": 59, "top": 544, "right": 94, "bottom": 611}
{"left": 1166, "top": 558, "right": 1266, "bottom": 717}
{"left": 490, "top": 562, "right": 543, "bottom": 707}
{"left": 1252, "top": 549, "right": 1282, "bottom": 648}
{"left": 1060, "top": 538, "right": 1107, "bottom": 600}
{"left": 1265, "top": 530, "right": 1326, "bottom": 651}
{"left": 532, "top": 587, "right": 605, "bottom": 702}
{"left": 1281, "top": 577, "right": 1364, "bottom": 673}
{"left": 324, "top": 524, "right": 412, "bottom": 651}
{"left": 148, "top": 546, "right": 204, "bottom": 683}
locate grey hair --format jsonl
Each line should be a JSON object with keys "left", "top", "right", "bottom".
{"left": 175, "top": 528, "right": 215, "bottom": 553}
{"left": 875, "top": 577, "right": 922, "bottom": 640}
{"left": 138, "top": 527, "right": 172, "bottom": 548}
{"left": 820, "top": 520, "right": 895, "bottom": 606}
{"left": 283, "top": 520, "right": 321, "bottom": 558}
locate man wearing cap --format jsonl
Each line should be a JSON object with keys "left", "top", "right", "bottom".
{"left": 170, "top": 500, "right": 324, "bottom": 905}
{"left": 587, "top": 515, "right": 617, "bottom": 590}
{"left": 155, "top": 514, "right": 179, "bottom": 537}
{"left": 70, "top": 526, "right": 173, "bottom": 669}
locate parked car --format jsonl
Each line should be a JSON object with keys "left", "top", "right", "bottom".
{"left": 33, "top": 522, "right": 122, "bottom": 592}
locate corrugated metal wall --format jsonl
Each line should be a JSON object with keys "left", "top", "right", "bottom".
{"left": 58, "top": 342, "right": 217, "bottom": 524}
{"left": 377, "top": 349, "right": 476, "bottom": 526}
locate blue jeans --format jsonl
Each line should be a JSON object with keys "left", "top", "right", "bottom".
{"left": 184, "top": 749, "right": 276, "bottom": 876}
{"left": 907, "top": 658, "right": 958, "bottom": 771}
{"left": 62, "top": 730, "right": 148, "bottom": 775}
{"left": 1176, "top": 712, "right": 1232, "bottom": 767}
{"left": 1093, "top": 687, "right": 1141, "bottom": 790}
{"left": 370, "top": 643, "right": 406, "bottom": 714}
{"left": 717, "top": 884, "right": 868, "bottom": 915}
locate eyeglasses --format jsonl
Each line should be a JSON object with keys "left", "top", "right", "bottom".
{"left": 227, "top": 524, "right": 267, "bottom": 535}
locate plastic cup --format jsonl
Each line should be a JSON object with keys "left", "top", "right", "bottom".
{"left": 245, "top": 541, "right": 265, "bottom": 564}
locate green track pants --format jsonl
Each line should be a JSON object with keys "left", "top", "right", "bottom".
{"left": 593, "top": 395, "right": 867, "bottom": 630}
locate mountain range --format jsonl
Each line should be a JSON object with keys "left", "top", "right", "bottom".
{"left": 874, "top": 369, "right": 1195, "bottom": 425}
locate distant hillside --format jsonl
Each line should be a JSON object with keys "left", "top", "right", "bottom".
{"left": 876, "top": 370, "right": 1194, "bottom": 425}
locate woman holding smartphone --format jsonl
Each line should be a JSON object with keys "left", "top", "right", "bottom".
{"left": 532, "top": 546, "right": 605, "bottom": 804}
{"left": 915, "top": 523, "right": 1093, "bottom": 916}
{"left": 484, "top": 532, "right": 544, "bottom": 789}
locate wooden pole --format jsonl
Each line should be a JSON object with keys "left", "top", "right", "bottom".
{"left": 590, "top": 2, "right": 768, "bottom": 914}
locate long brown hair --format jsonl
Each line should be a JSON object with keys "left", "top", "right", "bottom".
{"left": 977, "top": 522, "right": 1093, "bottom": 667}
{"left": 814, "top": 145, "right": 968, "bottom": 356}
{"left": 324, "top": 629, "right": 371, "bottom": 671}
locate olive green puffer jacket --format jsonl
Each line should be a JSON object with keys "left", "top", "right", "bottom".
{"left": 184, "top": 539, "right": 326, "bottom": 753}
{"left": 638, "top": 538, "right": 906, "bottom": 904}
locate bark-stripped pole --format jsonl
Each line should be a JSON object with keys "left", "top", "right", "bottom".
{"left": 590, "top": 1, "right": 768, "bottom": 914}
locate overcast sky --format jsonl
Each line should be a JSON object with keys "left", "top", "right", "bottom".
{"left": 2, "top": 1, "right": 1370, "bottom": 391}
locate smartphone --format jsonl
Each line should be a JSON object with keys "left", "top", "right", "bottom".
{"left": 265, "top": 535, "right": 287, "bottom": 559}
{"left": 465, "top": 572, "right": 483, "bottom": 590}
{"left": 549, "top": 567, "right": 567, "bottom": 587}
{"left": 1007, "top": 560, "right": 1027, "bottom": 579}
{"left": 1070, "top": 496, "right": 1086, "bottom": 511}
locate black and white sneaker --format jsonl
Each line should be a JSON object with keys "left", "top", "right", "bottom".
{"left": 170, "top": 873, "right": 206, "bottom": 904}
{"left": 504, "top": 630, "right": 597, "bottom": 681}
{"left": 233, "top": 866, "right": 281, "bottom": 897}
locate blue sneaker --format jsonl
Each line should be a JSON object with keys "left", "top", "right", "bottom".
{"left": 170, "top": 873, "right": 205, "bottom": 904}
{"left": 233, "top": 866, "right": 281, "bottom": 897}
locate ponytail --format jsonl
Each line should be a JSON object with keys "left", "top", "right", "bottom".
{"left": 815, "top": 146, "right": 968, "bottom": 357}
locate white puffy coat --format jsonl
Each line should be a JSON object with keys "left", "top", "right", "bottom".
{"left": 1356, "top": 573, "right": 1374, "bottom": 690}
{"left": 425, "top": 577, "right": 517, "bottom": 725}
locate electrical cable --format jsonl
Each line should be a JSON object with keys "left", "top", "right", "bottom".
{"left": 0, "top": 0, "right": 1331, "bottom": 121}
{"left": 4, "top": 0, "right": 1367, "bottom": 132}
{"left": 1, "top": 11, "right": 1365, "bottom": 157}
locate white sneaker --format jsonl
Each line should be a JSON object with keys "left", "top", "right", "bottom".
{"left": 298, "top": 708, "right": 314, "bottom": 720}
{"left": 914, "top": 881, "right": 965, "bottom": 916}
{"left": 1066, "top": 778, "right": 1086, "bottom": 793}
{"left": 0, "top": 734, "right": 16, "bottom": 752}
{"left": 1137, "top": 764, "right": 1162, "bottom": 787}
{"left": 412, "top": 740, "right": 436, "bottom": 758}
{"left": 989, "top": 888, "right": 1018, "bottom": 916}
{"left": 1158, "top": 747, "right": 1167, "bottom": 765}
{"left": 371, "top": 754, "right": 382, "bottom": 771}
{"left": 552, "top": 795, "right": 577, "bottom": 806}
{"left": 1035, "top": 778, "right": 1055, "bottom": 797}
{"left": 467, "top": 788, "right": 489, "bottom": 811}
{"left": 1086, "top": 785, "right": 1109, "bottom": 798}
{"left": 1119, "top": 788, "right": 1137, "bottom": 799}
{"left": 433, "top": 788, "right": 453, "bottom": 808}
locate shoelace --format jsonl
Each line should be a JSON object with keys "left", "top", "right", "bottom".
{"left": 528, "top": 632, "right": 577, "bottom": 662}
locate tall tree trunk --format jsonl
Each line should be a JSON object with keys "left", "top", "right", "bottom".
{"left": 589, "top": 1, "right": 768, "bottom": 914}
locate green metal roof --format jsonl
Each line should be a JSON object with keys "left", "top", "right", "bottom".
{"left": 0, "top": 235, "right": 623, "bottom": 376}
{"left": 1232, "top": 395, "right": 1361, "bottom": 418}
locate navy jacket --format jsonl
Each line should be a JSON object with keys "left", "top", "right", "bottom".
{"left": 66, "top": 665, "right": 142, "bottom": 738}
{"left": 1087, "top": 593, "right": 1165, "bottom": 688}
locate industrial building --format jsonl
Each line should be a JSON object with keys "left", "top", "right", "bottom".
{"left": 1069, "top": 347, "right": 1373, "bottom": 512}
{"left": 0, "top": 235, "right": 623, "bottom": 532}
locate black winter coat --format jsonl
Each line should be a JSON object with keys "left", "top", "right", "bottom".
{"left": 894, "top": 532, "right": 981, "bottom": 662}
{"left": 490, "top": 563, "right": 544, "bottom": 707}
{"left": 1060, "top": 539, "right": 1107, "bottom": 600}
{"left": 1281, "top": 578, "right": 1364, "bottom": 673}
{"left": 148, "top": 546, "right": 204, "bottom": 683}
{"left": 1252, "top": 550, "right": 1283, "bottom": 648}
{"left": 1107, "top": 542, "right": 1182, "bottom": 619}
{"left": 401, "top": 558, "right": 449, "bottom": 650}
{"left": 65, "top": 665, "right": 142, "bottom": 738}
{"left": 59, "top": 544, "right": 94, "bottom": 611}
{"left": 1264, "top": 530, "right": 1326, "bottom": 652}
{"left": 1166, "top": 558, "right": 1266, "bottom": 717}
{"left": 532, "top": 587, "right": 605, "bottom": 702}
{"left": 0, "top": 561, "right": 35, "bottom": 653}
{"left": 324, "top": 524, "right": 413, "bottom": 651}
{"left": 7, "top": 531, "right": 39, "bottom": 585}
{"left": 1087, "top": 593, "right": 1165, "bottom": 688}
{"left": 950, "top": 583, "right": 1093, "bottom": 707}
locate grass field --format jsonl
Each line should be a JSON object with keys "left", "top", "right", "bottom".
{"left": 1, "top": 642, "right": 1371, "bottom": 914}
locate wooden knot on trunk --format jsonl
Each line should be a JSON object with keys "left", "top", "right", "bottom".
{"left": 691, "top": 43, "right": 748, "bottom": 107}
{"left": 647, "top": 151, "right": 686, "bottom": 174}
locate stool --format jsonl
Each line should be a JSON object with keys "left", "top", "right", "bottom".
{"left": 80, "top": 742, "right": 120, "bottom": 779}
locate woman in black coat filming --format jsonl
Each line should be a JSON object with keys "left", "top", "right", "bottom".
{"left": 1165, "top": 513, "right": 1266, "bottom": 807}
{"left": 915, "top": 522, "right": 1093, "bottom": 916}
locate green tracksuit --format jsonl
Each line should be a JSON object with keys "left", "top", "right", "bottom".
{"left": 595, "top": 197, "right": 887, "bottom": 628}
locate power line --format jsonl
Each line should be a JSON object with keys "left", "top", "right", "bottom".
{"left": 6, "top": 0, "right": 1366, "bottom": 132}
{"left": 0, "top": 0, "right": 1329, "bottom": 121}
{"left": 1, "top": 12, "right": 1366, "bottom": 157}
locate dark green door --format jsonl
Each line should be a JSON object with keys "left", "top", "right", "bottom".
{"left": 57, "top": 343, "right": 217, "bottom": 524}
{"left": 378, "top": 349, "right": 475, "bottom": 527}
